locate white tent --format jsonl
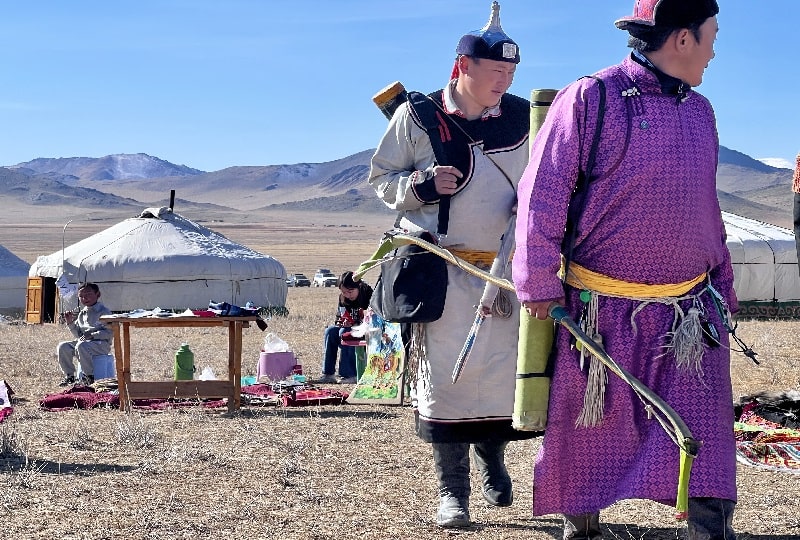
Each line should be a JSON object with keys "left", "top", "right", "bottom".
{"left": 28, "top": 207, "right": 287, "bottom": 312}
{"left": 0, "top": 244, "right": 29, "bottom": 312}
{"left": 724, "top": 211, "right": 800, "bottom": 317}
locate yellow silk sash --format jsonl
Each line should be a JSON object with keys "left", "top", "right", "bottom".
{"left": 446, "top": 248, "right": 497, "bottom": 268}
{"left": 564, "top": 261, "right": 706, "bottom": 298}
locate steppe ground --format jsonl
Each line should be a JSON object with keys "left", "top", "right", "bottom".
{"left": 1, "top": 207, "right": 799, "bottom": 539}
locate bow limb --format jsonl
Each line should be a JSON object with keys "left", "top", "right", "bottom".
{"left": 358, "top": 231, "right": 698, "bottom": 519}
{"left": 353, "top": 235, "right": 396, "bottom": 282}
{"left": 549, "top": 304, "right": 700, "bottom": 519}
{"left": 386, "top": 232, "right": 515, "bottom": 292}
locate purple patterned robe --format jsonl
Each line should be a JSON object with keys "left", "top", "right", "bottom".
{"left": 512, "top": 56, "right": 738, "bottom": 516}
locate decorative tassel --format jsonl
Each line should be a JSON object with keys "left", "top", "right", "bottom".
{"left": 576, "top": 291, "right": 607, "bottom": 427}
{"left": 576, "top": 334, "right": 607, "bottom": 428}
{"left": 406, "top": 323, "right": 426, "bottom": 386}
{"left": 667, "top": 305, "right": 704, "bottom": 372}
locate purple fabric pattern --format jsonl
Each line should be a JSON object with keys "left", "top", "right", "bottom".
{"left": 512, "top": 56, "right": 738, "bottom": 516}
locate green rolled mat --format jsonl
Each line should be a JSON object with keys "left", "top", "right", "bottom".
{"left": 530, "top": 88, "right": 558, "bottom": 136}
{"left": 512, "top": 88, "right": 559, "bottom": 432}
{"left": 513, "top": 311, "right": 554, "bottom": 431}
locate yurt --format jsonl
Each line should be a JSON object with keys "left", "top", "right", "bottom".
{"left": 724, "top": 211, "right": 800, "bottom": 318}
{"left": 27, "top": 207, "right": 287, "bottom": 321}
{"left": 0, "top": 244, "right": 29, "bottom": 314}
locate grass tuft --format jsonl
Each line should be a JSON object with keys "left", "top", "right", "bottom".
{"left": 115, "top": 412, "right": 163, "bottom": 449}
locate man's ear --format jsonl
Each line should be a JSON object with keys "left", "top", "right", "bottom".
{"left": 458, "top": 55, "right": 471, "bottom": 75}
{"left": 675, "top": 28, "right": 692, "bottom": 51}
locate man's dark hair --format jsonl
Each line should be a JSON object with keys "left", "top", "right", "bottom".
{"left": 626, "top": 20, "right": 704, "bottom": 52}
{"left": 453, "top": 55, "right": 482, "bottom": 65}
{"left": 78, "top": 282, "right": 100, "bottom": 294}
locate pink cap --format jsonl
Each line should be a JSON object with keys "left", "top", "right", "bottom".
{"left": 615, "top": 0, "right": 719, "bottom": 30}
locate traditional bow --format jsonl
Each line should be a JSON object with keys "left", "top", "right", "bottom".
{"left": 357, "top": 231, "right": 699, "bottom": 519}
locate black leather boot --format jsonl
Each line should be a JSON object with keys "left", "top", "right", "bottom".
{"left": 687, "top": 497, "right": 736, "bottom": 539}
{"left": 563, "top": 512, "right": 603, "bottom": 539}
{"left": 432, "top": 442, "right": 471, "bottom": 528}
{"left": 473, "top": 440, "right": 513, "bottom": 506}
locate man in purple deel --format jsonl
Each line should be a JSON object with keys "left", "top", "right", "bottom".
{"left": 512, "top": 1, "right": 738, "bottom": 539}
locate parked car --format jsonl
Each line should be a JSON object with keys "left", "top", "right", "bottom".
{"left": 286, "top": 273, "right": 311, "bottom": 287}
{"left": 312, "top": 271, "right": 338, "bottom": 287}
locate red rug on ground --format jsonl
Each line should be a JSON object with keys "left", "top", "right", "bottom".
{"left": 242, "top": 383, "right": 347, "bottom": 406}
{"left": 39, "top": 385, "right": 117, "bottom": 411}
{"left": 39, "top": 383, "right": 348, "bottom": 411}
{"left": 0, "top": 380, "right": 13, "bottom": 423}
{"left": 281, "top": 387, "right": 348, "bottom": 407}
{"left": 39, "top": 386, "right": 226, "bottom": 411}
{"left": 735, "top": 403, "right": 800, "bottom": 474}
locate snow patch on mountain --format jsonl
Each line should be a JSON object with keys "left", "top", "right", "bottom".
{"left": 9, "top": 153, "right": 205, "bottom": 181}
{"left": 266, "top": 163, "right": 316, "bottom": 180}
{"left": 757, "top": 157, "right": 794, "bottom": 170}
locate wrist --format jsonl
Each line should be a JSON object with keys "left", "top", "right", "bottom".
{"left": 412, "top": 168, "right": 439, "bottom": 202}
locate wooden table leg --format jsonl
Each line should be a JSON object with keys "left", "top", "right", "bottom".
{"left": 111, "top": 323, "right": 125, "bottom": 411}
{"left": 227, "top": 321, "right": 236, "bottom": 412}
{"left": 233, "top": 321, "right": 243, "bottom": 411}
{"left": 121, "top": 322, "right": 132, "bottom": 411}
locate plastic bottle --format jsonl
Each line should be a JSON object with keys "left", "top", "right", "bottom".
{"left": 175, "top": 343, "right": 195, "bottom": 380}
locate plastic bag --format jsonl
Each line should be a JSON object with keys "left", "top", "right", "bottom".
{"left": 349, "top": 319, "right": 370, "bottom": 338}
{"left": 262, "top": 332, "right": 289, "bottom": 353}
{"left": 199, "top": 366, "right": 217, "bottom": 380}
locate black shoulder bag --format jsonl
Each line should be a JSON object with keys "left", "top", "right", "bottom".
{"left": 369, "top": 230, "right": 448, "bottom": 323}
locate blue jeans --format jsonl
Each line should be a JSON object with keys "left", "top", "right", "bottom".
{"left": 321, "top": 325, "right": 356, "bottom": 378}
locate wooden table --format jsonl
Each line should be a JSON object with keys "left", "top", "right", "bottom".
{"left": 101, "top": 315, "right": 257, "bottom": 412}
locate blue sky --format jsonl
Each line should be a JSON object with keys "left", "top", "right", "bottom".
{"left": 1, "top": 1, "right": 797, "bottom": 172}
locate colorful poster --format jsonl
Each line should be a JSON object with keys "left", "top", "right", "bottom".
{"left": 347, "top": 311, "right": 405, "bottom": 405}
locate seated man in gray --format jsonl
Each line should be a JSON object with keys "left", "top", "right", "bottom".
{"left": 57, "top": 282, "right": 112, "bottom": 386}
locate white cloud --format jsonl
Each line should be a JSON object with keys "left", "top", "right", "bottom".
{"left": 757, "top": 157, "right": 794, "bottom": 170}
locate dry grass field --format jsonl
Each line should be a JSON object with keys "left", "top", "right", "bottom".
{"left": 2, "top": 208, "right": 800, "bottom": 539}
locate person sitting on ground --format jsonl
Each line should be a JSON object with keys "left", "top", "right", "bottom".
{"left": 56, "top": 282, "right": 112, "bottom": 386}
{"left": 318, "top": 271, "right": 372, "bottom": 384}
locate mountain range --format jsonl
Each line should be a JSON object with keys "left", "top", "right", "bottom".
{"left": 1, "top": 146, "right": 795, "bottom": 228}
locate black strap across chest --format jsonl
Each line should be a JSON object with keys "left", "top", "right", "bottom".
{"left": 561, "top": 76, "right": 606, "bottom": 276}
{"left": 407, "top": 91, "right": 452, "bottom": 235}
